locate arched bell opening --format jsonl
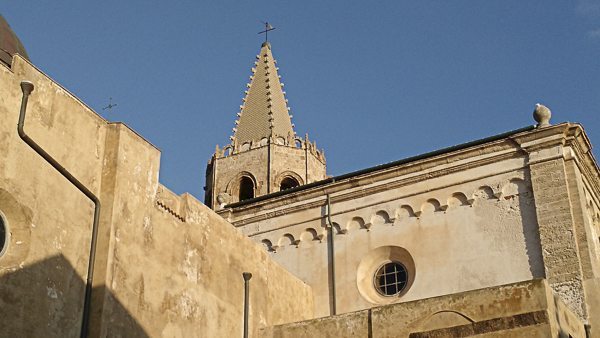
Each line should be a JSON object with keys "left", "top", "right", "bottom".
{"left": 239, "top": 176, "right": 255, "bottom": 201}
{"left": 280, "top": 176, "right": 300, "bottom": 191}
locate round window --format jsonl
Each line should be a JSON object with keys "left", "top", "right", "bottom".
{"left": 373, "top": 261, "right": 408, "bottom": 297}
{"left": 0, "top": 214, "right": 7, "bottom": 256}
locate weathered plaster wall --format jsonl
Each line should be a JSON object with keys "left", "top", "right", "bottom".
{"left": 226, "top": 123, "right": 600, "bottom": 327}
{"left": 260, "top": 280, "right": 586, "bottom": 338}
{"left": 230, "top": 155, "right": 545, "bottom": 317}
{"left": 103, "top": 179, "right": 314, "bottom": 337}
{"left": 0, "top": 56, "right": 314, "bottom": 337}
{"left": 0, "top": 56, "right": 108, "bottom": 337}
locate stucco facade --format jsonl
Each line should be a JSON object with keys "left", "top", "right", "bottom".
{"left": 219, "top": 121, "right": 600, "bottom": 331}
{"left": 0, "top": 56, "right": 313, "bottom": 337}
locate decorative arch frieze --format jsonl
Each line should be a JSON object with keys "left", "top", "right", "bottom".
{"left": 278, "top": 233, "right": 300, "bottom": 248}
{"left": 500, "top": 177, "right": 531, "bottom": 200}
{"left": 240, "top": 142, "right": 251, "bottom": 151}
{"left": 371, "top": 210, "right": 392, "bottom": 227}
{"left": 418, "top": 198, "right": 443, "bottom": 216}
{"left": 300, "top": 228, "right": 323, "bottom": 243}
{"left": 396, "top": 205, "right": 417, "bottom": 220}
{"left": 347, "top": 216, "right": 368, "bottom": 232}
{"left": 257, "top": 178, "right": 540, "bottom": 252}
{"left": 222, "top": 145, "right": 233, "bottom": 157}
{"left": 261, "top": 239, "right": 277, "bottom": 252}
{"left": 447, "top": 192, "right": 473, "bottom": 208}
{"left": 472, "top": 185, "right": 496, "bottom": 202}
{"left": 332, "top": 222, "right": 347, "bottom": 235}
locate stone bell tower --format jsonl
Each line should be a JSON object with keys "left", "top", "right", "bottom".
{"left": 205, "top": 42, "right": 327, "bottom": 209}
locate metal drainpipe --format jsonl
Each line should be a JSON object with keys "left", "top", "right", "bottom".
{"left": 18, "top": 81, "right": 101, "bottom": 338}
{"left": 326, "top": 193, "right": 337, "bottom": 315}
{"left": 242, "top": 272, "right": 252, "bottom": 338}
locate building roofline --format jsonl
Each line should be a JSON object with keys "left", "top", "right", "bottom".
{"left": 225, "top": 124, "right": 537, "bottom": 208}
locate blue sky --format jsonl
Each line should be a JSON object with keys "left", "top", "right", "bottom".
{"left": 4, "top": 1, "right": 600, "bottom": 199}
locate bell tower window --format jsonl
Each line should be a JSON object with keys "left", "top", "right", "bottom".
{"left": 239, "top": 176, "right": 255, "bottom": 201}
{"left": 280, "top": 177, "right": 299, "bottom": 191}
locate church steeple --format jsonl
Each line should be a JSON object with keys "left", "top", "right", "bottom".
{"left": 205, "top": 41, "right": 327, "bottom": 210}
{"left": 232, "top": 42, "right": 295, "bottom": 145}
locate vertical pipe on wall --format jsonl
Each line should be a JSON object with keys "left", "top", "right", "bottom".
{"left": 326, "top": 193, "right": 337, "bottom": 315}
{"left": 18, "top": 81, "right": 101, "bottom": 338}
{"left": 242, "top": 272, "right": 252, "bottom": 338}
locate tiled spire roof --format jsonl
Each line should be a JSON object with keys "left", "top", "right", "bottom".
{"left": 232, "top": 42, "right": 295, "bottom": 144}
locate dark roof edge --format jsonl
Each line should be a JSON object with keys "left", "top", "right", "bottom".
{"left": 225, "top": 124, "right": 537, "bottom": 208}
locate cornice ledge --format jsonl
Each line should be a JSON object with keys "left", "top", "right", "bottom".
{"left": 511, "top": 123, "right": 574, "bottom": 152}
{"left": 227, "top": 138, "right": 524, "bottom": 216}
{"left": 229, "top": 152, "right": 526, "bottom": 227}
{"left": 568, "top": 127, "right": 600, "bottom": 203}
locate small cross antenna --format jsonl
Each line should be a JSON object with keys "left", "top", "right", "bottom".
{"left": 102, "top": 97, "right": 118, "bottom": 111}
{"left": 258, "top": 21, "right": 275, "bottom": 43}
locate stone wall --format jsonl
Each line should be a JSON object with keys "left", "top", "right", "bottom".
{"left": 209, "top": 146, "right": 270, "bottom": 206}
{"left": 530, "top": 157, "right": 586, "bottom": 318}
{"left": 525, "top": 136, "right": 600, "bottom": 335}
{"left": 260, "top": 280, "right": 586, "bottom": 338}
{"left": 207, "top": 142, "right": 326, "bottom": 209}
{"left": 0, "top": 55, "right": 314, "bottom": 337}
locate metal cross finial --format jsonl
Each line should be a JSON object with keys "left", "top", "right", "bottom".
{"left": 102, "top": 97, "right": 117, "bottom": 111}
{"left": 258, "top": 21, "right": 275, "bottom": 43}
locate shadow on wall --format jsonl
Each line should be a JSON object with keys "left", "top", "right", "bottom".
{"left": 514, "top": 175, "right": 545, "bottom": 279}
{"left": 0, "top": 254, "right": 148, "bottom": 338}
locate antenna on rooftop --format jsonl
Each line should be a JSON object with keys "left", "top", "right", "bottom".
{"left": 102, "top": 97, "right": 117, "bottom": 111}
{"left": 258, "top": 21, "right": 276, "bottom": 43}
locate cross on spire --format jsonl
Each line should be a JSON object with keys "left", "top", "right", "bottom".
{"left": 258, "top": 22, "right": 275, "bottom": 43}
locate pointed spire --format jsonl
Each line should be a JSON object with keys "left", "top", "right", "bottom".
{"left": 232, "top": 42, "right": 295, "bottom": 145}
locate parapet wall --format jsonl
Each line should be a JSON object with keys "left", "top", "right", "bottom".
{"left": 260, "top": 279, "right": 586, "bottom": 338}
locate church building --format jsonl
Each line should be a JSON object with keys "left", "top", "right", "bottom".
{"left": 1, "top": 14, "right": 600, "bottom": 337}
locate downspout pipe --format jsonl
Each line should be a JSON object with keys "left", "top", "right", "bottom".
{"left": 242, "top": 272, "right": 252, "bottom": 338}
{"left": 326, "top": 193, "right": 337, "bottom": 315}
{"left": 18, "top": 81, "right": 101, "bottom": 338}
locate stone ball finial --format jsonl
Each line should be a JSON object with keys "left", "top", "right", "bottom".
{"left": 533, "top": 103, "right": 552, "bottom": 128}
